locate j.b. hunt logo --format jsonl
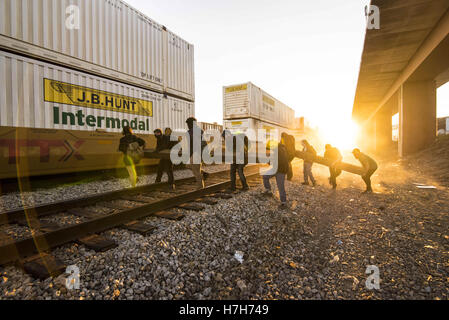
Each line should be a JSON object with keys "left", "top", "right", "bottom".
{"left": 45, "top": 79, "right": 153, "bottom": 117}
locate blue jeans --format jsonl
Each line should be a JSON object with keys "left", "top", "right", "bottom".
{"left": 263, "top": 173, "right": 287, "bottom": 203}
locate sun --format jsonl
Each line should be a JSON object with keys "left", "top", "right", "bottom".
{"left": 317, "top": 119, "right": 360, "bottom": 151}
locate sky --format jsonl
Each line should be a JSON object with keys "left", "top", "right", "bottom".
{"left": 127, "top": 0, "right": 449, "bottom": 128}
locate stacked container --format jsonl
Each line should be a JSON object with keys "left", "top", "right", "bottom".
{"left": 0, "top": 0, "right": 195, "bottom": 101}
{"left": 223, "top": 82, "right": 295, "bottom": 136}
{"left": 0, "top": 0, "right": 195, "bottom": 179}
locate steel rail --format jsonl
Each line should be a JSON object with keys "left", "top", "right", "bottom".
{"left": 0, "top": 169, "right": 260, "bottom": 265}
{"left": 0, "top": 167, "right": 257, "bottom": 226}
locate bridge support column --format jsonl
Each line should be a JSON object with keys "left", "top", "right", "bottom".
{"left": 375, "top": 93, "right": 396, "bottom": 153}
{"left": 399, "top": 80, "right": 437, "bottom": 157}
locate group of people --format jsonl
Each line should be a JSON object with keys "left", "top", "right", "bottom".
{"left": 118, "top": 118, "right": 379, "bottom": 207}
{"left": 118, "top": 117, "right": 210, "bottom": 190}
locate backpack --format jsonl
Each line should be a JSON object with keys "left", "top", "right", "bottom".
{"left": 127, "top": 141, "right": 144, "bottom": 164}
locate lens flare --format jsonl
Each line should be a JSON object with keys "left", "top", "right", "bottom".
{"left": 317, "top": 119, "right": 361, "bottom": 151}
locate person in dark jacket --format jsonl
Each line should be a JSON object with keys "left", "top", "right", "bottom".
{"left": 154, "top": 128, "right": 176, "bottom": 190}
{"left": 118, "top": 126, "right": 146, "bottom": 187}
{"left": 301, "top": 139, "right": 317, "bottom": 186}
{"left": 186, "top": 117, "right": 209, "bottom": 188}
{"left": 281, "top": 133, "right": 296, "bottom": 181}
{"left": 262, "top": 139, "right": 289, "bottom": 208}
{"left": 222, "top": 130, "right": 250, "bottom": 192}
{"left": 324, "top": 144, "right": 342, "bottom": 190}
{"left": 352, "top": 148, "right": 378, "bottom": 193}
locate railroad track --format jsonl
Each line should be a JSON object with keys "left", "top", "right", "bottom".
{"left": 0, "top": 166, "right": 262, "bottom": 278}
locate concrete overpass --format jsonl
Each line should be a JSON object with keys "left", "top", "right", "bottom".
{"left": 352, "top": 0, "right": 449, "bottom": 157}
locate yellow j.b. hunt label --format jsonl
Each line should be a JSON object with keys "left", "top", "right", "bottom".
{"left": 225, "top": 84, "right": 248, "bottom": 93}
{"left": 44, "top": 79, "right": 153, "bottom": 117}
{"left": 263, "top": 95, "right": 275, "bottom": 106}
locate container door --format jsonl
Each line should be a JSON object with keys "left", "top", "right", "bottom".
{"left": 223, "top": 84, "right": 250, "bottom": 119}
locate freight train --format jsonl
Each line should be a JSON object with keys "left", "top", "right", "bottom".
{"left": 0, "top": 0, "right": 195, "bottom": 180}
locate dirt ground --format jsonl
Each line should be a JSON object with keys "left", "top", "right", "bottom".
{"left": 281, "top": 144, "right": 448, "bottom": 299}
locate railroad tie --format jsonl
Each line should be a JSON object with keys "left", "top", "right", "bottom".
{"left": 77, "top": 234, "right": 118, "bottom": 252}
{"left": 123, "top": 221, "right": 156, "bottom": 236}
{"left": 212, "top": 193, "right": 234, "bottom": 199}
{"left": 195, "top": 198, "right": 218, "bottom": 205}
{"left": 176, "top": 203, "right": 205, "bottom": 212}
{"left": 0, "top": 231, "right": 10, "bottom": 246}
{"left": 18, "top": 253, "right": 66, "bottom": 280}
{"left": 153, "top": 211, "right": 185, "bottom": 221}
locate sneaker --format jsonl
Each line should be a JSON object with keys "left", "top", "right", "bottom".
{"left": 362, "top": 189, "right": 373, "bottom": 194}
{"left": 241, "top": 186, "right": 250, "bottom": 191}
{"left": 302, "top": 182, "right": 309, "bottom": 186}
{"left": 262, "top": 190, "right": 273, "bottom": 197}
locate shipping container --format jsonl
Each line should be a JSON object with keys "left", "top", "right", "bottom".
{"left": 223, "top": 118, "right": 294, "bottom": 143}
{"left": 0, "top": 0, "right": 195, "bottom": 101}
{"left": 198, "top": 122, "right": 223, "bottom": 133}
{"left": 0, "top": 50, "right": 195, "bottom": 179}
{"left": 0, "top": 50, "right": 194, "bottom": 133}
{"left": 223, "top": 82, "right": 295, "bottom": 129}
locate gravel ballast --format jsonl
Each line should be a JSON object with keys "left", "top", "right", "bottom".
{"left": 0, "top": 160, "right": 448, "bottom": 300}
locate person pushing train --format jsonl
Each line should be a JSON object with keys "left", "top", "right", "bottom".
{"left": 301, "top": 139, "right": 317, "bottom": 187}
{"left": 324, "top": 144, "right": 342, "bottom": 190}
{"left": 352, "top": 148, "right": 378, "bottom": 193}
{"left": 154, "top": 128, "right": 177, "bottom": 190}
{"left": 222, "top": 130, "right": 250, "bottom": 192}
{"left": 118, "top": 126, "right": 146, "bottom": 188}
{"left": 186, "top": 117, "right": 210, "bottom": 189}
{"left": 262, "top": 136, "right": 290, "bottom": 209}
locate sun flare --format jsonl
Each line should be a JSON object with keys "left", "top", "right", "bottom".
{"left": 317, "top": 119, "right": 360, "bottom": 152}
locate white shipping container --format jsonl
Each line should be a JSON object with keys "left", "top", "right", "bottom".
{"left": 0, "top": 50, "right": 194, "bottom": 133}
{"left": 198, "top": 122, "right": 223, "bottom": 133}
{"left": 0, "top": 0, "right": 195, "bottom": 101}
{"left": 163, "top": 95, "right": 195, "bottom": 131}
{"left": 223, "top": 82, "right": 295, "bottom": 129}
{"left": 165, "top": 30, "right": 195, "bottom": 102}
{"left": 224, "top": 118, "right": 293, "bottom": 143}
